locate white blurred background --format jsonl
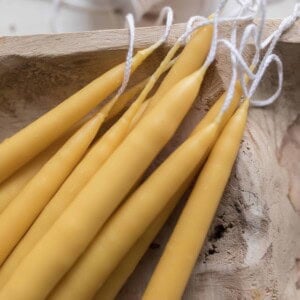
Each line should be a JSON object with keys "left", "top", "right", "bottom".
{"left": 0, "top": 0, "right": 298, "bottom": 36}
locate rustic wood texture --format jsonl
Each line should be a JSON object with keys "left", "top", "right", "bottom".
{"left": 0, "top": 20, "right": 299, "bottom": 58}
{"left": 0, "top": 20, "right": 299, "bottom": 299}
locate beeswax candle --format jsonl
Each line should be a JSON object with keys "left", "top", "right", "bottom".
{"left": 143, "top": 100, "right": 249, "bottom": 300}
{"left": 0, "top": 46, "right": 158, "bottom": 184}
{"left": 0, "top": 110, "right": 106, "bottom": 265}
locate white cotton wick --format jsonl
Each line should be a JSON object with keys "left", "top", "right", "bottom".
{"left": 219, "top": 10, "right": 240, "bottom": 115}
{"left": 249, "top": 54, "right": 283, "bottom": 106}
{"left": 202, "top": 0, "right": 227, "bottom": 69}
{"left": 180, "top": 0, "right": 257, "bottom": 117}
{"left": 115, "top": 14, "right": 135, "bottom": 98}
{"left": 202, "top": 0, "right": 257, "bottom": 69}
{"left": 247, "top": 3, "right": 299, "bottom": 106}
{"left": 237, "top": 23, "right": 259, "bottom": 97}
{"left": 220, "top": 40, "right": 238, "bottom": 115}
{"left": 217, "top": 37, "right": 283, "bottom": 109}
{"left": 240, "top": 25, "right": 257, "bottom": 60}
{"left": 218, "top": 0, "right": 259, "bottom": 115}
{"left": 186, "top": 0, "right": 256, "bottom": 34}
{"left": 237, "top": 1, "right": 268, "bottom": 98}
{"left": 141, "top": 6, "right": 173, "bottom": 57}
{"left": 185, "top": 16, "right": 207, "bottom": 33}
{"left": 183, "top": 0, "right": 257, "bottom": 45}
{"left": 156, "top": 6, "right": 174, "bottom": 45}
{"left": 261, "top": 4, "right": 299, "bottom": 56}
{"left": 218, "top": 39, "right": 256, "bottom": 78}
{"left": 116, "top": 5, "right": 173, "bottom": 98}
{"left": 186, "top": 15, "right": 254, "bottom": 34}
{"left": 183, "top": 15, "right": 253, "bottom": 45}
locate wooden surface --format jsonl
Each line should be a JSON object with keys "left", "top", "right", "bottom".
{"left": 0, "top": 20, "right": 299, "bottom": 58}
{"left": 0, "top": 20, "right": 299, "bottom": 299}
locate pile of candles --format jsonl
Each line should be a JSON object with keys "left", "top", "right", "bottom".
{"left": 0, "top": 1, "right": 298, "bottom": 299}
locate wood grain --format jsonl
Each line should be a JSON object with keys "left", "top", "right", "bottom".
{"left": 0, "top": 20, "right": 298, "bottom": 58}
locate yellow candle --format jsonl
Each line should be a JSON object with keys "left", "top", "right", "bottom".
{"left": 0, "top": 141, "right": 60, "bottom": 214}
{"left": 107, "top": 78, "right": 147, "bottom": 120}
{"left": 94, "top": 179, "right": 192, "bottom": 300}
{"left": 0, "top": 46, "right": 157, "bottom": 184}
{"left": 0, "top": 50, "right": 180, "bottom": 287}
{"left": 49, "top": 121, "right": 218, "bottom": 300}
{"left": 193, "top": 81, "right": 243, "bottom": 133}
{"left": 143, "top": 100, "right": 249, "bottom": 300}
{"left": 93, "top": 83, "right": 244, "bottom": 299}
{"left": 108, "top": 57, "right": 176, "bottom": 122}
{"left": 0, "top": 89, "right": 149, "bottom": 288}
{"left": 149, "top": 25, "right": 213, "bottom": 108}
{"left": 129, "top": 100, "right": 149, "bottom": 128}
{"left": 0, "top": 119, "right": 84, "bottom": 215}
{"left": 0, "top": 109, "right": 106, "bottom": 265}
{"left": 0, "top": 67, "right": 207, "bottom": 300}
{"left": 47, "top": 72, "right": 245, "bottom": 299}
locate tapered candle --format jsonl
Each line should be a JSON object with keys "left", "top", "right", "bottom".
{"left": 0, "top": 45, "right": 159, "bottom": 184}
{"left": 108, "top": 56, "right": 177, "bottom": 121}
{"left": 107, "top": 78, "right": 148, "bottom": 120}
{"left": 114, "top": 24, "right": 214, "bottom": 129}
{"left": 48, "top": 69, "right": 245, "bottom": 299}
{"left": 0, "top": 66, "right": 208, "bottom": 300}
{"left": 0, "top": 87, "right": 151, "bottom": 288}
{"left": 0, "top": 109, "right": 106, "bottom": 265}
{"left": 143, "top": 100, "right": 249, "bottom": 300}
{"left": 149, "top": 25, "right": 213, "bottom": 108}
{"left": 193, "top": 82, "right": 243, "bottom": 133}
{"left": 49, "top": 121, "right": 218, "bottom": 300}
{"left": 0, "top": 141, "right": 60, "bottom": 214}
{"left": 0, "top": 120, "right": 83, "bottom": 215}
{"left": 0, "top": 19, "right": 216, "bottom": 298}
{"left": 0, "top": 48, "right": 181, "bottom": 288}
{"left": 93, "top": 84, "right": 243, "bottom": 300}
{"left": 121, "top": 25, "right": 213, "bottom": 127}
{"left": 94, "top": 179, "right": 192, "bottom": 300}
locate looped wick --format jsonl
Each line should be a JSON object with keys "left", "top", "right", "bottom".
{"left": 157, "top": 6, "right": 174, "bottom": 44}
{"left": 115, "top": 5, "right": 174, "bottom": 99}
{"left": 116, "top": 14, "right": 135, "bottom": 98}
{"left": 185, "top": 16, "right": 207, "bottom": 33}
{"left": 202, "top": 0, "right": 229, "bottom": 68}
{"left": 216, "top": 0, "right": 299, "bottom": 114}
{"left": 219, "top": 0, "right": 258, "bottom": 114}
{"left": 243, "top": 2, "right": 299, "bottom": 106}
{"left": 249, "top": 53, "right": 283, "bottom": 106}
